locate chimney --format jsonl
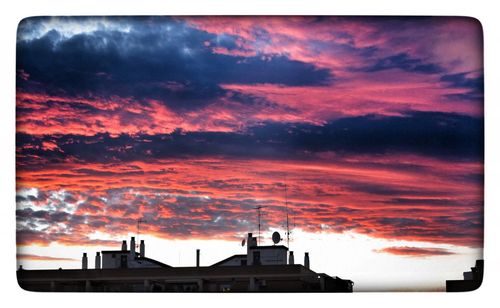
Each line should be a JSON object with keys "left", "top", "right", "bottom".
{"left": 82, "top": 253, "right": 88, "bottom": 270}
{"left": 247, "top": 232, "right": 257, "bottom": 248}
{"left": 289, "top": 251, "right": 294, "bottom": 265}
{"left": 247, "top": 232, "right": 252, "bottom": 255}
{"left": 95, "top": 252, "right": 101, "bottom": 269}
{"left": 121, "top": 240, "right": 127, "bottom": 251}
{"left": 140, "top": 240, "right": 145, "bottom": 258}
{"left": 304, "top": 252, "right": 310, "bottom": 269}
{"left": 130, "top": 237, "right": 136, "bottom": 256}
{"left": 196, "top": 249, "right": 200, "bottom": 267}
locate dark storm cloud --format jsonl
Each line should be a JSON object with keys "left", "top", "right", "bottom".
{"left": 16, "top": 111, "right": 483, "bottom": 165}
{"left": 440, "top": 72, "right": 484, "bottom": 102}
{"left": 363, "top": 53, "right": 442, "bottom": 74}
{"left": 17, "top": 17, "right": 332, "bottom": 111}
{"left": 379, "top": 198, "right": 480, "bottom": 207}
{"left": 376, "top": 217, "right": 426, "bottom": 228}
{"left": 341, "top": 181, "right": 446, "bottom": 197}
{"left": 440, "top": 72, "right": 484, "bottom": 90}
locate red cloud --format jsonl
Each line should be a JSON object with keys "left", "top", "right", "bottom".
{"left": 17, "top": 254, "right": 78, "bottom": 261}
{"left": 186, "top": 17, "right": 482, "bottom": 74}
{"left": 41, "top": 141, "right": 60, "bottom": 151}
{"left": 16, "top": 154, "right": 483, "bottom": 248}
{"left": 375, "top": 246, "right": 456, "bottom": 257}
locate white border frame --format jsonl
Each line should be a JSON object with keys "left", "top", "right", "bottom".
{"left": 1, "top": 1, "right": 497, "bottom": 307}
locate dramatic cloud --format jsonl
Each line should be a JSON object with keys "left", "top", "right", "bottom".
{"left": 362, "top": 52, "right": 443, "bottom": 74}
{"left": 16, "top": 17, "right": 483, "bottom": 254}
{"left": 17, "top": 17, "right": 331, "bottom": 113}
{"left": 16, "top": 111, "right": 483, "bottom": 166}
{"left": 15, "top": 153, "right": 484, "bottom": 247}
{"left": 440, "top": 72, "right": 484, "bottom": 102}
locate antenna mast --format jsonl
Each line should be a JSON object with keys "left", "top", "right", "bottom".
{"left": 285, "top": 179, "right": 290, "bottom": 248}
{"left": 254, "top": 206, "right": 266, "bottom": 245}
{"left": 137, "top": 218, "right": 147, "bottom": 248}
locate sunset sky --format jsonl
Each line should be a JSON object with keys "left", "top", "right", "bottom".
{"left": 15, "top": 16, "right": 483, "bottom": 291}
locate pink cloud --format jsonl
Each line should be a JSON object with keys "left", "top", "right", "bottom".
{"left": 16, "top": 153, "right": 483, "bottom": 248}
{"left": 375, "top": 246, "right": 456, "bottom": 257}
{"left": 17, "top": 254, "right": 78, "bottom": 261}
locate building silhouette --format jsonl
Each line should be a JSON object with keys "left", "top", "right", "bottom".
{"left": 446, "top": 260, "right": 483, "bottom": 292}
{"left": 17, "top": 233, "right": 353, "bottom": 292}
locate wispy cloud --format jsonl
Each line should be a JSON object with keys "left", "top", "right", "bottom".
{"left": 17, "top": 253, "right": 78, "bottom": 261}
{"left": 375, "top": 246, "right": 456, "bottom": 257}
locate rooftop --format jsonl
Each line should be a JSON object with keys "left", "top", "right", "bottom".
{"left": 210, "top": 254, "right": 246, "bottom": 267}
{"left": 249, "top": 245, "right": 288, "bottom": 250}
{"left": 18, "top": 264, "right": 318, "bottom": 281}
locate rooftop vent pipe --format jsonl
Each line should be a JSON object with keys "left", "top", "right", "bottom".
{"left": 130, "top": 237, "right": 136, "bottom": 256}
{"left": 95, "top": 252, "right": 101, "bottom": 269}
{"left": 82, "top": 253, "right": 88, "bottom": 270}
{"left": 140, "top": 240, "right": 145, "bottom": 258}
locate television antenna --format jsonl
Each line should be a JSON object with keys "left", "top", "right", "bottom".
{"left": 285, "top": 179, "right": 290, "bottom": 248}
{"left": 136, "top": 218, "right": 147, "bottom": 248}
{"left": 254, "top": 206, "right": 266, "bottom": 245}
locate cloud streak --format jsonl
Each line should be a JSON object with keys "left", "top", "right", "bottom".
{"left": 17, "top": 253, "right": 79, "bottom": 261}
{"left": 375, "top": 246, "right": 456, "bottom": 257}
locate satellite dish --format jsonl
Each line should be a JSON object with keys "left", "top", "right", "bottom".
{"left": 272, "top": 231, "right": 281, "bottom": 244}
{"left": 241, "top": 239, "right": 246, "bottom": 247}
